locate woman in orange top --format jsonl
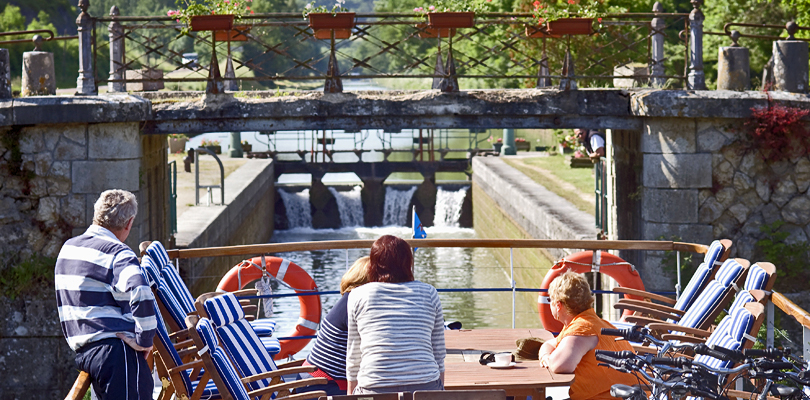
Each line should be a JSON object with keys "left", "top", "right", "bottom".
{"left": 539, "top": 271, "right": 641, "bottom": 400}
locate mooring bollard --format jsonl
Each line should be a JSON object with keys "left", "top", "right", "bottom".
{"left": 0, "top": 48, "right": 11, "bottom": 99}
{"left": 717, "top": 31, "right": 750, "bottom": 91}
{"left": 772, "top": 22, "right": 809, "bottom": 93}
{"left": 21, "top": 36, "right": 56, "bottom": 96}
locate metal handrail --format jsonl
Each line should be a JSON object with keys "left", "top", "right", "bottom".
{"left": 194, "top": 147, "right": 225, "bottom": 206}
{"left": 0, "top": 29, "right": 78, "bottom": 46}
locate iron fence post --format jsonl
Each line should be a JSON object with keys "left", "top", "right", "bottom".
{"left": 76, "top": 0, "right": 96, "bottom": 95}
{"left": 108, "top": 6, "right": 125, "bottom": 92}
{"left": 650, "top": 2, "right": 666, "bottom": 87}
{"left": 687, "top": 0, "right": 706, "bottom": 90}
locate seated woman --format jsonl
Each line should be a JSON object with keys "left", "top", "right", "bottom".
{"left": 346, "top": 235, "right": 445, "bottom": 395}
{"left": 539, "top": 271, "right": 640, "bottom": 400}
{"left": 296, "top": 256, "right": 370, "bottom": 396}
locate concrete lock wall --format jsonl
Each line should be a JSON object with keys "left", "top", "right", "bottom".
{"left": 0, "top": 120, "right": 168, "bottom": 398}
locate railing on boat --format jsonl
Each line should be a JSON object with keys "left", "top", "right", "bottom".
{"left": 167, "top": 239, "right": 810, "bottom": 359}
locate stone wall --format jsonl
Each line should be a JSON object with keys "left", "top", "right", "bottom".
{"left": 175, "top": 159, "right": 274, "bottom": 296}
{"left": 0, "top": 120, "right": 167, "bottom": 399}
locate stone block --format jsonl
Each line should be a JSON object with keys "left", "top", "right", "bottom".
{"left": 773, "top": 40, "right": 809, "bottom": 93}
{"left": 642, "top": 188, "right": 699, "bottom": 223}
{"left": 35, "top": 197, "right": 60, "bottom": 224}
{"left": 641, "top": 221, "right": 713, "bottom": 246}
{"left": 21, "top": 51, "right": 56, "bottom": 96}
{"left": 699, "top": 197, "right": 725, "bottom": 224}
{"left": 782, "top": 196, "right": 810, "bottom": 226}
{"left": 47, "top": 176, "right": 72, "bottom": 196}
{"left": 60, "top": 195, "right": 85, "bottom": 228}
{"left": 12, "top": 94, "right": 152, "bottom": 126}
{"left": 771, "top": 179, "right": 798, "bottom": 208}
{"left": 642, "top": 118, "right": 696, "bottom": 153}
{"left": 0, "top": 48, "right": 11, "bottom": 99}
{"left": 0, "top": 337, "right": 77, "bottom": 399}
{"left": 0, "top": 197, "right": 22, "bottom": 224}
{"left": 613, "top": 63, "right": 649, "bottom": 88}
{"left": 124, "top": 67, "right": 165, "bottom": 92}
{"left": 795, "top": 157, "right": 810, "bottom": 193}
{"left": 18, "top": 129, "right": 44, "bottom": 153}
{"left": 717, "top": 46, "right": 750, "bottom": 91}
{"left": 71, "top": 159, "right": 141, "bottom": 193}
{"left": 642, "top": 153, "right": 713, "bottom": 188}
{"left": 88, "top": 122, "right": 141, "bottom": 160}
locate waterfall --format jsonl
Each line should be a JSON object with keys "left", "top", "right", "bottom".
{"left": 328, "top": 186, "right": 364, "bottom": 227}
{"left": 434, "top": 186, "right": 468, "bottom": 227}
{"left": 278, "top": 189, "right": 312, "bottom": 228}
{"left": 382, "top": 186, "right": 417, "bottom": 226}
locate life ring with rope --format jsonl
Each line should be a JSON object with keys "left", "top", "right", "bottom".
{"left": 538, "top": 251, "right": 645, "bottom": 333}
{"left": 217, "top": 256, "right": 321, "bottom": 359}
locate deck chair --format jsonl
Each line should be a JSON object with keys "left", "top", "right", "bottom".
{"left": 651, "top": 262, "right": 776, "bottom": 343}
{"left": 143, "top": 241, "right": 279, "bottom": 344}
{"left": 195, "top": 292, "right": 282, "bottom": 356}
{"left": 413, "top": 390, "right": 507, "bottom": 400}
{"left": 617, "top": 258, "right": 750, "bottom": 334}
{"left": 317, "top": 395, "right": 402, "bottom": 400}
{"left": 187, "top": 313, "right": 327, "bottom": 400}
{"left": 613, "top": 239, "right": 732, "bottom": 326}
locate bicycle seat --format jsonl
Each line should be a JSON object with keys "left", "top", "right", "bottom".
{"left": 770, "top": 384, "right": 799, "bottom": 397}
{"left": 611, "top": 384, "right": 643, "bottom": 399}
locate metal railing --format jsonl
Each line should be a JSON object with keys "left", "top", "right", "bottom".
{"left": 0, "top": 29, "right": 78, "bottom": 47}
{"left": 168, "top": 160, "right": 178, "bottom": 235}
{"left": 78, "top": 5, "right": 696, "bottom": 93}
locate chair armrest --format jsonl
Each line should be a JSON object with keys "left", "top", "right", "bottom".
{"left": 176, "top": 346, "right": 198, "bottom": 359}
{"left": 173, "top": 339, "right": 195, "bottom": 350}
{"left": 245, "top": 315, "right": 255, "bottom": 321}
{"left": 241, "top": 366, "right": 318, "bottom": 383}
{"left": 168, "top": 330, "right": 190, "bottom": 341}
{"left": 632, "top": 344, "right": 657, "bottom": 355}
{"left": 167, "top": 359, "right": 205, "bottom": 375}
{"left": 749, "top": 289, "right": 769, "bottom": 303}
{"left": 660, "top": 334, "right": 706, "bottom": 344}
{"left": 65, "top": 371, "right": 92, "bottom": 400}
{"left": 248, "top": 378, "right": 328, "bottom": 398}
{"left": 622, "top": 315, "right": 666, "bottom": 326}
{"left": 613, "top": 303, "right": 682, "bottom": 321}
{"left": 647, "top": 323, "right": 711, "bottom": 338}
{"left": 233, "top": 289, "right": 258, "bottom": 297}
{"left": 613, "top": 287, "right": 676, "bottom": 305}
{"left": 242, "top": 305, "right": 258, "bottom": 315}
{"left": 615, "top": 299, "right": 685, "bottom": 316}
{"left": 277, "top": 359, "right": 306, "bottom": 368}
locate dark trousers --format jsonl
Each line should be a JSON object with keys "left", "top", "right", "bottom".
{"left": 75, "top": 338, "right": 153, "bottom": 400}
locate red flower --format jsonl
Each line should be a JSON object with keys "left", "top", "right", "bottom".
{"left": 250, "top": 10, "right": 254, "bottom": 13}
{"left": 597, "top": 17, "right": 602, "bottom": 22}
{"left": 533, "top": 0, "right": 541, "bottom": 8}
{"left": 567, "top": 0, "right": 575, "bottom": 4}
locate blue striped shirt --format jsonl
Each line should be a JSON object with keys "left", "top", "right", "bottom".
{"left": 307, "top": 293, "right": 350, "bottom": 380}
{"left": 55, "top": 225, "right": 157, "bottom": 351}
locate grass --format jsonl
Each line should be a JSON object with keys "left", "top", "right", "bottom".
{"left": 502, "top": 155, "right": 596, "bottom": 215}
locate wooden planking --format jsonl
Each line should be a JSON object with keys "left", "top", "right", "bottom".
{"left": 772, "top": 291, "right": 810, "bottom": 329}
{"left": 167, "top": 239, "right": 694, "bottom": 259}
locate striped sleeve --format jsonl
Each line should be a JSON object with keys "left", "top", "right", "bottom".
{"left": 111, "top": 249, "right": 157, "bottom": 348}
{"left": 430, "top": 288, "right": 446, "bottom": 372}
{"left": 345, "top": 291, "right": 361, "bottom": 382}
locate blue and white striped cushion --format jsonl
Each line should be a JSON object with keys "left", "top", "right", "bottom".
{"left": 204, "top": 293, "right": 245, "bottom": 327}
{"left": 145, "top": 241, "right": 172, "bottom": 268}
{"left": 161, "top": 265, "right": 196, "bottom": 315}
{"left": 728, "top": 291, "right": 755, "bottom": 313}
{"left": 215, "top": 319, "right": 279, "bottom": 391}
{"left": 196, "top": 318, "right": 220, "bottom": 350}
{"left": 714, "top": 259, "right": 744, "bottom": 287}
{"left": 157, "top": 282, "right": 190, "bottom": 330}
{"left": 678, "top": 281, "right": 726, "bottom": 329}
{"left": 673, "top": 262, "right": 713, "bottom": 313}
{"left": 250, "top": 319, "right": 277, "bottom": 336}
{"left": 260, "top": 336, "right": 281, "bottom": 356}
{"left": 727, "top": 306, "right": 756, "bottom": 344}
{"left": 744, "top": 264, "right": 769, "bottom": 291}
{"left": 140, "top": 255, "right": 161, "bottom": 289}
{"left": 704, "top": 240, "right": 725, "bottom": 266}
{"left": 211, "top": 347, "right": 251, "bottom": 400}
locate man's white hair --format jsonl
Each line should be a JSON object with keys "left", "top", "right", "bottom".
{"left": 93, "top": 190, "right": 138, "bottom": 231}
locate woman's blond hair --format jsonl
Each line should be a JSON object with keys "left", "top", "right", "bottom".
{"left": 340, "top": 256, "right": 370, "bottom": 294}
{"left": 548, "top": 271, "right": 594, "bottom": 316}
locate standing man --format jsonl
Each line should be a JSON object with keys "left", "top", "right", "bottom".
{"left": 55, "top": 189, "right": 157, "bottom": 400}
{"left": 575, "top": 129, "right": 606, "bottom": 161}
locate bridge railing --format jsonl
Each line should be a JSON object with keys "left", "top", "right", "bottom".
{"left": 83, "top": 6, "right": 693, "bottom": 93}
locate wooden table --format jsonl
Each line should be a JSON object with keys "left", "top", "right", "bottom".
{"left": 443, "top": 329, "right": 574, "bottom": 399}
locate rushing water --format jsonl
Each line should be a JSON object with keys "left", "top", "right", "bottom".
{"left": 382, "top": 186, "right": 418, "bottom": 226}
{"left": 278, "top": 189, "right": 312, "bottom": 228}
{"left": 328, "top": 186, "right": 364, "bottom": 227}
{"left": 434, "top": 186, "right": 468, "bottom": 227}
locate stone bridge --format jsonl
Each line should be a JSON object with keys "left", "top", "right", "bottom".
{"left": 1, "top": 87, "right": 810, "bottom": 397}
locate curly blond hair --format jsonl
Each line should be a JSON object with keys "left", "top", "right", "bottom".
{"left": 548, "top": 271, "right": 594, "bottom": 316}
{"left": 340, "top": 256, "right": 370, "bottom": 295}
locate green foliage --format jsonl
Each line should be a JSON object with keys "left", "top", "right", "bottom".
{"left": 169, "top": 0, "right": 256, "bottom": 36}
{"left": 0, "top": 253, "right": 57, "bottom": 300}
{"left": 303, "top": 0, "right": 349, "bottom": 17}
{"left": 658, "top": 235, "right": 697, "bottom": 285}
{"left": 530, "top": 0, "right": 627, "bottom": 25}
{"left": 756, "top": 220, "right": 810, "bottom": 292}
{"left": 412, "top": 0, "right": 496, "bottom": 15}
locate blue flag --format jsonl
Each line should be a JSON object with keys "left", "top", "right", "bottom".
{"left": 412, "top": 206, "right": 426, "bottom": 251}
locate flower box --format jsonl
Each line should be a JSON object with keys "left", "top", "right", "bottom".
{"left": 241, "top": 144, "right": 252, "bottom": 153}
{"left": 169, "top": 137, "right": 188, "bottom": 154}
{"left": 515, "top": 141, "right": 531, "bottom": 151}
{"left": 546, "top": 18, "right": 593, "bottom": 36}
{"left": 308, "top": 12, "right": 356, "bottom": 30}
{"left": 190, "top": 14, "right": 234, "bottom": 32}
{"left": 525, "top": 25, "right": 560, "bottom": 38}
{"left": 214, "top": 25, "right": 250, "bottom": 41}
{"left": 415, "top": 23, "right": 456, "bottom": 38}
{"left": 567, "top": 155, "right": 594, "bottom": 168}
{"left": 313, "top": 28, "right": 352, "bottom": 39}
{"left": 203, "top": 145, "right": 222, "bottom": 154}
{"left": 427, "top": 12, "right": 474, "bottom": 29}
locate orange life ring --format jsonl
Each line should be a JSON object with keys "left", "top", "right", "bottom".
{"left": 538, "top": 251, "right": 645, "bottom": 333}
{"left": 217, "top": 256, "right": 321, "bottom": 359}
